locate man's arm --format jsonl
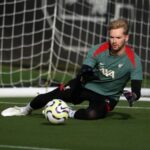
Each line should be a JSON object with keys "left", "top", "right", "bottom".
{"left": 131, "top": 80, "right": 142, "bottom": 100}
{"left": 123, "top": 80, "right": 142, "bottom": 107}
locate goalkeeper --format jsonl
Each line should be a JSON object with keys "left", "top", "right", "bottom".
{"left": 1, "top": 18, "right": 143, "bottom": 120}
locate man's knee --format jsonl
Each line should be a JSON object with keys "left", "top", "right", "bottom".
{"left": 74, "top": 108, "right": 107, "bottom": 120}
{"left": 88, "top": 109, "right": 107, "bottom": 119}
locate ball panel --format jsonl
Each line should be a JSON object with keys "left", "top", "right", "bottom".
{"left": 43, "top": 99, "right": 69, "bottom": 124}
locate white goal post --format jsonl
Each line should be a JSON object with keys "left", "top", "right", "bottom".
{"left": 0, "top": 0, "right": 150, "bottom": 99}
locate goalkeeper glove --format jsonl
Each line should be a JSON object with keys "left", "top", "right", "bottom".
{"left": 123, "top": 90, "right": 137, "bottom": 107}
{"left": 78, "top": 65, "right": 99, "bottom": 84}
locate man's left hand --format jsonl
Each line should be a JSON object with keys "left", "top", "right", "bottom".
{"left": 123, "top": 90, "right": 137, "bottom": 107}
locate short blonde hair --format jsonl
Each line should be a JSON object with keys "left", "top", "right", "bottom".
{"left": 108, "top": 19, "right": 129, "bottom": 35}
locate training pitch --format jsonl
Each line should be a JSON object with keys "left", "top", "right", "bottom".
{"left": 0, "top": 98, "right": 150, "bottom": 150}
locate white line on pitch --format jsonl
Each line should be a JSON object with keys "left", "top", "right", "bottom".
{"left": 116, "top": 106, "right": 150, "bottom": 110}
{"left": 0, "top": 101, "right": 150, "bottom": 110}
{"left": 0, "top": 144, "right": 65, "bottom": 150}
{"left": 0, "top": 101, "right": 27, "bottom": 105}
{"left": 72, "top": 105, "right": 150, "bottom": 110}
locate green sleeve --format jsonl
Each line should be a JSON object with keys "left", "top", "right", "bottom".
{"left": 130, "top": 55, "right": 143, "bottom": 80}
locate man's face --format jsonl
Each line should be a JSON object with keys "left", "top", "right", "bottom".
{"left": 109, "top": 28, "right": 129, "bottom": 52}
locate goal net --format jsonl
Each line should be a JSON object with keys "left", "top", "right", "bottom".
{"left": 0, "top": 0, "right": 150, "bottom": 98}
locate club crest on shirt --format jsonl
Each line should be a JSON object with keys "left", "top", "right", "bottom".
{"left": 118, "top": 64, "right": 124, "bottom": 68}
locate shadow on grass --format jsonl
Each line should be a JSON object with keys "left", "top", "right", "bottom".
{"left": 107, "top": 112, "right": 133, "bottom": 120}
{"left": 30, "top": 111, "right": 133, "bottom": 123}
{"left": 30, "top": 113, "right": 43, "bottom": 118}
{"left": 41, "top": 122, "right": 67, "bottom": 126}
{"left": 31, "top": 113, "right": 67, "bottom": 126}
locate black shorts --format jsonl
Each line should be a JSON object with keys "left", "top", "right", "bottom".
{"left": 71, "top": 87, "right": 118, "bottom": 112}
{"left": 30, "top": 81, "right": 118, "bottom": 113}
{"left": 48, "top": 84, "right": 118, "bottom": 112}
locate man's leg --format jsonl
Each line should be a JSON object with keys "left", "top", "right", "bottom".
{"left": 72, "top": 89, "right": 118, "bottom": 120}
{"left": 30, "top": 88, "right": 61, "bottom": 109}
{"left": 1, "top": 85, "right": 72, "bottom": 117}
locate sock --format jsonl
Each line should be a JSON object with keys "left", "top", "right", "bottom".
{"left": 22, "top": 103, "right": 33, "bottom": 114}
{"left": 69, "top": 109, "right": 76, "bottom": 118}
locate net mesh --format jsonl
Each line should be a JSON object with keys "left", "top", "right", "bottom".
{"left": 0, "top": 0, "right": 150, "bottom": 89}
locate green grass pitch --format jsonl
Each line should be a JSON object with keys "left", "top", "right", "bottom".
{"left": 0, "top": 98, "right": 150, "bottom": 150}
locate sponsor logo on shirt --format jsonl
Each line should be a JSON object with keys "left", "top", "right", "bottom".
{"left": 99, "top": 68, "right": 115, "bottom": 79}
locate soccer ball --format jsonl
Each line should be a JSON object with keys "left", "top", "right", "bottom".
{"left": 42, "top": 99, "right": 69, "bottom": 124}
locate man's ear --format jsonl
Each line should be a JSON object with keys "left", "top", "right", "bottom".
{"left": 125, "top": 35, "right": 129, "bottom": 42}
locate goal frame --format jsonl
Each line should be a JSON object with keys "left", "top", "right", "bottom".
{"left": 0, "top": 0, "right": 150, "bottom": 100}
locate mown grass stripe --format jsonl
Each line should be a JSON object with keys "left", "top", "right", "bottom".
{"left": 0, "top": 145, "right": 65, "bottom": 150}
